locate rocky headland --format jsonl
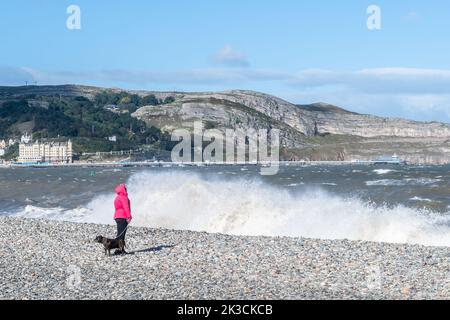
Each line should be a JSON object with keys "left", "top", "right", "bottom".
{"left": 2, "top": 85, "right": 450, "bottom": 164}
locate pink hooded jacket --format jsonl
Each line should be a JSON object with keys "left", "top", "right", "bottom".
{"left": 113, "top": 184, "right": 132, "bottom": 221}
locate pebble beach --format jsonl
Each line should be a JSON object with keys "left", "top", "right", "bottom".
{"left": 0, "top": 216, "right": 448, "bottom": 300}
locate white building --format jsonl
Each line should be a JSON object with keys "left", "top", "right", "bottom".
{"left": 18, "top": 140, "right": 73, "bottom": 163}
{"left": 21, "top": 132, "right": 32, "bottom": 144}
{"left": 0, "top": 140, "right": 7, "bottom": 157}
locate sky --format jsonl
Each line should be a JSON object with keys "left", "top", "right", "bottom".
{"left": 1, "top": 0, "right": 450, "bottom": 122}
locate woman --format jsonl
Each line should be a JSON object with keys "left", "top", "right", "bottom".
{"left": 113, "top": 184, "right": 132, "bottom": 254}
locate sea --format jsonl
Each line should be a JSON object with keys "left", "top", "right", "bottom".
{"left": 1, "top": 163, "right": 450, "bottom": 246}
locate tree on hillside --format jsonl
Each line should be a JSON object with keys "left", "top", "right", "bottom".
{"left": 139, "top": 95, "right": 159, "bottom": 106}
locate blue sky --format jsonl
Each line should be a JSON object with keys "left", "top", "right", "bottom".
{"left": 1, "top": 1, "right": 450, "bottom": 122}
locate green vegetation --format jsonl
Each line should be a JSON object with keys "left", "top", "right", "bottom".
{"left": 1, "top": 143, "right": 18, "bottom": 161}
{"left": 0, "top": 93, "right": 177, "bottom": 156}
{"left": 93, "top": 91, "right": 175, "bottom": 113}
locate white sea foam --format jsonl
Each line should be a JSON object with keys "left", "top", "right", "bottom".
{"left": 366, "top": 178, "right": 441, "bottom": 186}
{"left": 12, "top": 171, "right": 450, "bottom": 247}
{"left": 410, "top": 196, "right": 433, "bottom": 203}
{"left": 286, "top": 183, "right": 304, "bottom": 187}
{"left": 373, "top": 169, "right": 395, "bottom": 175}
{"left": 14, "top": 205, "right": 89, "bottom": 221}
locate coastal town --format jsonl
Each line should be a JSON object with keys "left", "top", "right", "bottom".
{"left": 0, "top": 132, "right": 407, "bottom": 168}
{"left": 0, "top": 133, "right": 73, "bottom": 166}
{"left": 0, "top": 133, "right": 150, "bottom": 168}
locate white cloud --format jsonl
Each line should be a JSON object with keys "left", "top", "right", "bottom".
{"left": 290, "top": 68, "right": 450, "bottom": 94}
{"left": 15, "top": 67, "right": 288, "bottom": 86}
{"left": 10, "top": 66, "right": 450, "bottom": 96}
{"left": 0, "top": 67, "right": 36, "bottom": 86}
{"left": 211, "top": 45, "right": 249, "bottom": 67}
{"left": 2, "top": 66, "right": 450, "bottom": 122}
{"left": 284, "top": 88, "right": 450, "bottom": 123}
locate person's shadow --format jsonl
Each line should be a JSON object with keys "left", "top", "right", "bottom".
{"left": 128, "top": 244, "right": 175, "bottom": 255}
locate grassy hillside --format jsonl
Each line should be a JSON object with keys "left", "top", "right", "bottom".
{"left": 0, "top": 91, "right": 176, "bottom": 155}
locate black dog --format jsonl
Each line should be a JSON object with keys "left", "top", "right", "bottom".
{"left": 95, "top": 235, "right": 126, "bottom": 256}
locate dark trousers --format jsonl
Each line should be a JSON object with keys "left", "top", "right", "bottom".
{"left": 115, "top": 218, "right": 128, "bottom": 241}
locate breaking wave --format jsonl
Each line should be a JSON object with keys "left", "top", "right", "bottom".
{"left": 373, "top": 169, "right": 396, "bottom": 175}
{"left": 366, "top": 178, "right": 442, "bottom": 186}
{"left": 13, "top": 171, "right": 450, "bottom": 247}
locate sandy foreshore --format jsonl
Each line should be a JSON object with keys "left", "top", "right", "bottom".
{"left": 0, "top": 216, "right": 448, "bottom": 300}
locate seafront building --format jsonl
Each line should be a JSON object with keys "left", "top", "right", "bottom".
{"left": 0, "top": 139, "right": 6, "bottom": 157}
{"left": 18, "top": 138, "right": 73, "bottom": 163}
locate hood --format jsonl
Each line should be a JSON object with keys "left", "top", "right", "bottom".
{"left": 115, "top": 184, "right": 128, "bottom": 196}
